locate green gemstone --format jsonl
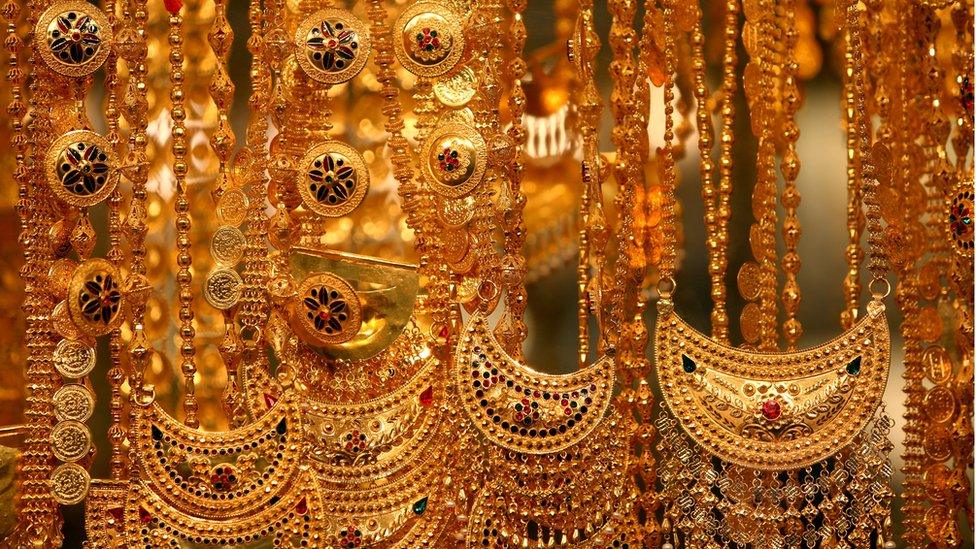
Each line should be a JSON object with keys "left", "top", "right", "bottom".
{"left": 412, "top": 497, "right": 428, "bottom": 515}
{"left": 681, "top": 354, "right": 697, "bottom": 374}
{"left": 846, "top": 356, "right": 862, "bottom": 375}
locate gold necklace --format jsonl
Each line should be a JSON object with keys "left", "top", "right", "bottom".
{"left": 655, "top": 0, "right": 895, "bottom": 546}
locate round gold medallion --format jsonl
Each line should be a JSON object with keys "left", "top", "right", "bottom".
{"left": 923, "top": 426, "right": 953, "bottom": 462}
{"left": 739, "top": 302, "right": 762, "bottom": 344}
{"left": 435, "top": 195, "right": 476, "bottom": 228}
{"left": 204, "top": 268, "right": 244, "bottom": 310}
{"left": 68, "top": 258, "right": 124, "bottom": 336}
{"left": 36, "top": 1, "right": 113, "bottom": 77}
{"left": 50, "top": 420, "right": 92, "bottom": 462}
{"left": 422, "top": 123, "right": 487, "bottom": 198}
{"left": 295, "top": 8, "right": 371, "bottom": 84}
{"left": 52, "top": 301, "right": 83, "bottom": 341}
{"left": 50, "top": 462, "right": 90, "bottom": 506}
{"left": 293, "top": 273, "right": 362, "bottom": 346}
{"left": 433, "top": 67, "right": 478, "bottom": 107}
{"left": 215, "top": 187, "right": 249, "bottom": 226}
{"left": 54, "top": 339, "right": 96, "bottom": 378}
{"left": 298, "top": 142, "right": 369, "bottom": 217}
{"left": 922, "top": 386, "right": 957, "bottom": 424}
{"left": 394, "top": 2, "right": 464, "bottom": 77}
{"left": 736, "top": 260, "right": 763, "bottom": 302}
{"left": 922, "top": 345, "right": 952, "bottom": 384}
{"left": 210, "top": 226, "right": 246, "bottom": 266}
{"left": 53, "top": 384, "right": 95, "bottom": 422}
{"left": 46, "top": 130, "right": 118, "bottom": 207}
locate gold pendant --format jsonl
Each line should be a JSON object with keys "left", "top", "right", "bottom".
{"left": 453, "top": 311, "right": 615, "bottom": 453}
{"left": 655, "top": 299, "right": 890, "bottom": 470}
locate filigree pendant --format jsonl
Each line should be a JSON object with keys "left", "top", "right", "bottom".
{"left": 655, "top": 299, "right": 890, "bottom": 470}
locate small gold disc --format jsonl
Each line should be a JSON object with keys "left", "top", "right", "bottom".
{"left": 435, "top": 195, "right": 476, "bottom": 228}
{"left": 54, "top": 339, "right": 96, "bottom": 379}
{"left": 441, "top": 227, "right": 470, "bottom": 264}
{"left": 47, "top": 258, "right": 78, "bottom": 300}
{"left": 922, "top": 386, "right": 957, "bottom": 425}
{"left": 923, "top": 427, "right": 953, "bottom": 462}
{"left": 215, "top": 187, "right": 250, "bottom": 226}
{"left": 53, "top": 384, "right": 95, "bottom": 422}
{"left": 298, "top": 141, "right": 370, "bottom": 217}
{"left": 50, "top": 463, "right": 90, "bottom": 506}
{"left": 924, "top": 504, "right": 953, "bottom": 540}
{"left": 68, "top": 258, "right": 124, "bottom": 337}
{"left": 210, "top": 226, "right": 246, "bottom": 266}
{"left": 922, "top": 345, "right": 952, "bottom": 384}
{"left": 736, "top": 261, "right": 763, "bottom": 302}
{"left": 293, "top": 272, "right": 362, "bottom": 346}
{"left": 433, "top": 67, "right": 478, "bottom": 107}
{"left": 739, "top": 302, "right": 762, "bottom": 344}
{"left": 46, "top": 130, "right": 118, "bottom": 207}
{"left": 52, "top": 301, "right": 83, "bottom": 341}
{"left": 36, "top": 1, "right": 113, "bottom": 77}
{"left": 422, "top": 123, "right": 487, "bottom": 198}
{"left": 295, "top": 8, "right": 372, "bottom": 84}
{"left": 923, "top": 463, "right": 953, "bottom": 502}
{"left": 394, "top": 2, "right": 464, "bottom": 77}
{"left": 50, "top": 419, "right": 92, "bottom": 462}
{"left": 204, "top": 268, "right": 244, "bottom": 310}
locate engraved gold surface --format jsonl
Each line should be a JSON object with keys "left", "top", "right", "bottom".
{"left": 50, "top": 420, "right": 91, "bottom": 462}
{"left": 50, "top": 463, "right": 90, "bottom": 505}
{"left": 454, "top": 312, "right": 615, "bottom": 453}
{"left": 433, "top": 66, "right": 478, "bottom": 107}
{"left": 53, "top": 339, "right": 96, "bottom": 378}
{"left": 210, "top": 225, "right": 246, "bottom": 266}
{"left": 656, "top": 301, "right": 891, "bottom": 470}
{"left": 53, "top": 384, "right": 95, "bottom": 422}
{"left": 203, "top": 267, "right": 243, "bottom": 310}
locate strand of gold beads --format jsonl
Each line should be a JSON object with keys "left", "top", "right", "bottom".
{"left": 125, "top": 0, "right": 155, "bottom": 438}
{"left": 499, "top": 0, "right": 529, "bottom": 358}
{"left": 167, "top": 2, "right": 199, "bottom": 428}
{"left": 689, "top": 2, "right": 719, "bottom": 339}
{"left": 777, "top": 0, "right": 802, "bottom": 349}
{"left": 712, "top": 0, "right": 738, "bottom": 343}
{"left": 569, "top": 0, "right": 607, "bottom": 364}
{"left": 104, "top": 0, "right": 127, "bottom": 479}
{"left": 741, "top": 0, "right": 780, "bottom": 350}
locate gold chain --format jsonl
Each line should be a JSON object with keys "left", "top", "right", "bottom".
{"left": 499, "top": 0, "right": 528, "bottom": 358}
{"left": 712, "top": 0, "right": 738, "bottom": 344}
{"left": 168, "top": 6, "right": 198, "bottom": 428}
{"left": 778, "top": 0, "right": 802, "bottom": 349}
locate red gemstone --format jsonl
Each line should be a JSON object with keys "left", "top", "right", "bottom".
{"left": 138, "top": 506, "right": 153, "bottom": 523}
{"left": 295, "top": 497, "right": 308, "bottom": 515}
{"left": 107, "top": 507, "right": 124, "bottom": 523}
{"left": 163, "top": 0, "right": 183, "bottom": 14}
{"left": 419, "top": 386, "right": 434, "bottom": 407}
{"left": 264, "top": 393, "right": 277, "bottom": 409}
{"left": 438, "top": 325, "right": 449, "bottom": 338}
{"left": 761, "top": 399, "right": 782, "bottom": 420}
